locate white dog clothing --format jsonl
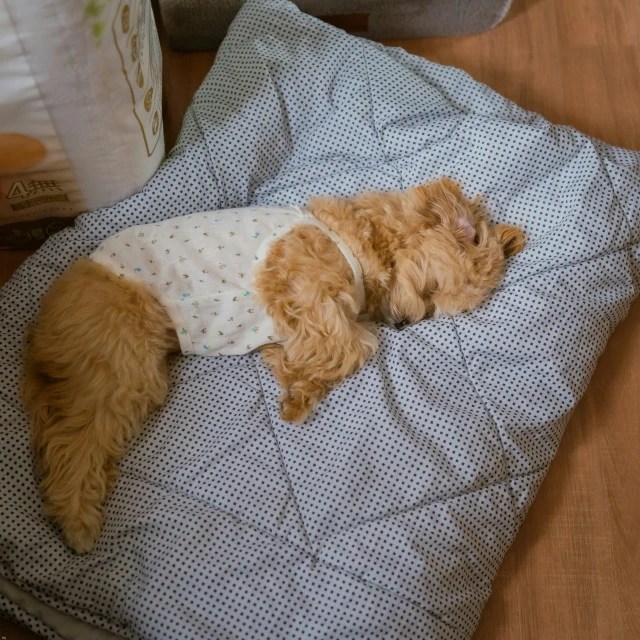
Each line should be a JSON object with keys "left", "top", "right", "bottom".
{"left": 91, "top": 205, "right": 364, "bottom": 356}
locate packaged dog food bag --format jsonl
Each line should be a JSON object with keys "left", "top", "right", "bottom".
{"left": 0, "top": 0, "right": 164, "bottom": 248}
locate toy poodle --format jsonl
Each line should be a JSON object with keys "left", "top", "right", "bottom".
{"left": 23, "top": 178, "right": 525, "bottom": 552}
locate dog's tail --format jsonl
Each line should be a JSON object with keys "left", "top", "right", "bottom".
{"left": 23, "top": 259, "right": 178, "bottom": 553}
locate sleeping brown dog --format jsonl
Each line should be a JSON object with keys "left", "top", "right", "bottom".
{"left": 23, "top": 177, "right": 525, "bottom": 553}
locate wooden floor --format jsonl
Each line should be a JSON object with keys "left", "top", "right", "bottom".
{"left": 2, "top": 0, "right": 639, "bottom": 638}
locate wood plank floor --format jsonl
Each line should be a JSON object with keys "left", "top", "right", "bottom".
{"left": 2, "top": 0, "right": 639, "bottom": 638}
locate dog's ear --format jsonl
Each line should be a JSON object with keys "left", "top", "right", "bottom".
{"left": 254, "top": 226, "right": 378, "bottom": 424}
{"left": 418, "top": 177, "right": 462, "bottom": 198}
{"left": 495, "top": 224, "right": 526, "bottom": 258}
{"left": 414, "top": 178, "right": 471, "bottom": 229}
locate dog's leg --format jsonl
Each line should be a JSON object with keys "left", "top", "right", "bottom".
{"left": 23, "top": 259, "right": 178, "bottom": 553}
{"left": 255, "top": 226, "right": 378, "bottom": 423}
{"left": 259, "top": 300, "right": 377, "bottom": 424}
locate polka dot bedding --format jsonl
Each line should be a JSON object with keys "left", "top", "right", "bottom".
{"left": 1, "top": 0, "right": 639, "bottom": 638}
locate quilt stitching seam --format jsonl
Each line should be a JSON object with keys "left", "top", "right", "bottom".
{"left": 361, "top": 41, "right": 404, "bottom": 190}
{"left": 119, "top": 466, "right": 311, "bottom": 555}
{"left": 591, "top": 140, "right": 638, "bottom": 299}
{"left": 495, "top": 242, "right": 638, "bottom": 293}
{"left": 313, "top": 559, "right": 465, "bottom": 637}
{"left": 117, "top": 467, "right": 464, "bottom": 635}
{"left": 450, "top": 318, "right": 519, "bottom": 529}
{"left": 254, "top": 361, "right": 315, "bottom": 553}
{"left": 317, "top": 474, "right": 528, "bottom": 537}
{"left": 188, "top": 104, "right": 224, "bottom": 208}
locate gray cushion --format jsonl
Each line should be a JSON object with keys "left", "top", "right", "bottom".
{"left": 1, "top": 1, "right": 639, "bottom": 638}
{"left": 159, "top": 0, "right": 513, "bottom": 50}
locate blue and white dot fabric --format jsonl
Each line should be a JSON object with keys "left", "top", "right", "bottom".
{"left": 1, "top": 1, "right": 639, "bottom": 639}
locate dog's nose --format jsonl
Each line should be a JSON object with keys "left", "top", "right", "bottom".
{"left": 395, "top": 318, "right": 410, "bottom": 330}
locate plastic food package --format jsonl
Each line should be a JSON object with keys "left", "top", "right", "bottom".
{"left": 0, "top": 0, "right": 164, "bottom": 248}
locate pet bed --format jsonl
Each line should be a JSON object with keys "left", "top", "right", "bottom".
{"left": 1, "top": 1, "right": 639, "bottom": 638}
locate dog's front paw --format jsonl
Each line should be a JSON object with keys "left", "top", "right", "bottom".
{"left": 279, "top": 393, "right": 314, "bottom": 424}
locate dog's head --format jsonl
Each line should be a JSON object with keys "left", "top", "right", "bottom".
{"left": 386, "top": 179, "right": 525, "bottom": 328}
